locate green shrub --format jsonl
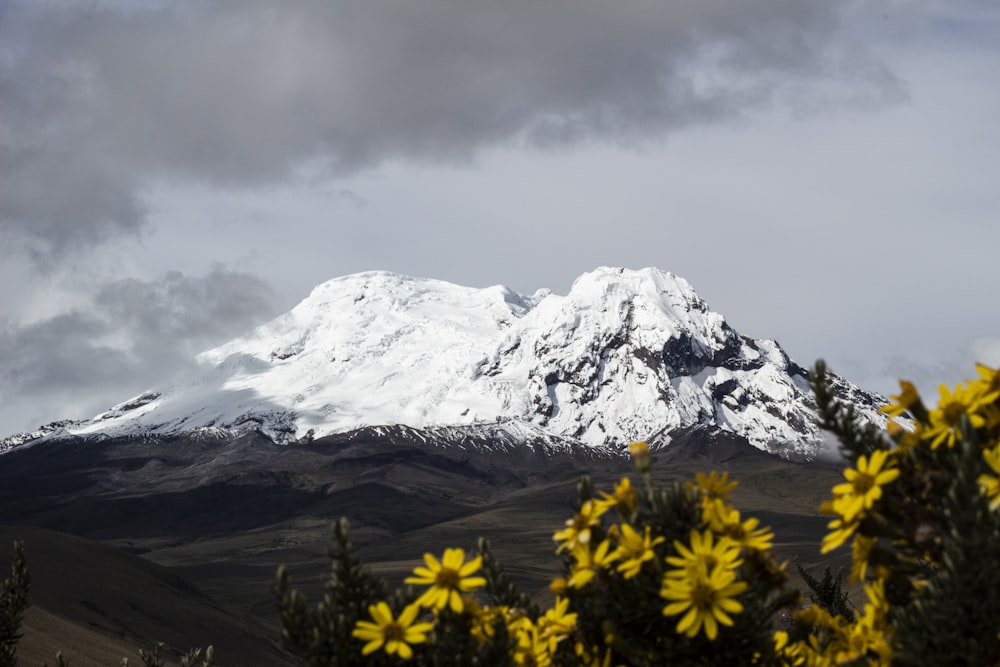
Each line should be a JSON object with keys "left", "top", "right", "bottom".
{"left": 0, "top": 540, "right": 29, "bottom": 667}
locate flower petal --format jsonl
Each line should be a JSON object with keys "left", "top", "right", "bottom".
{"left": 459, "top": 556, "right": 483, "bottom": 577}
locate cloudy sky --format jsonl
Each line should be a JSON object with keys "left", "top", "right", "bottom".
{"left": 1, "top": 0, "right": 998, "bottom": 436}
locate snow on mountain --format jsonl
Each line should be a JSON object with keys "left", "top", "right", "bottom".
{"left": 2, "top": 267, "right": 887, "bottom": 458}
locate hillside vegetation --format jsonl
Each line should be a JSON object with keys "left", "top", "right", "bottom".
{"left": 4, "top": 361, "right": 999, "bottom": 664}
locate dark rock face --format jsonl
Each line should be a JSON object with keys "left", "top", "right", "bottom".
{"left": 662, "top": 330, "right": 712, "bottom": 377}
{"left": 661, "top": 323, "right": 768, "bottom": 378}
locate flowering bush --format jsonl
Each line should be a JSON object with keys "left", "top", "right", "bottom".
{"left": 272, "top": 360, "right": 1000, "bottom": 666}
{"left": 276, "top": 457, "right": 797, "bottom": 666}
{"left": 783, "top": 360, "right": 1000, "bottom": 666}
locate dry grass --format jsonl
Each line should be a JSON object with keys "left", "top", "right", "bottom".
{"left": 0, "top": 427, "right": 849, "bottom": 660}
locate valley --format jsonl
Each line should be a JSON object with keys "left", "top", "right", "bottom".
{"left": 0, "top": 426, "right": 847, "bottom": 664}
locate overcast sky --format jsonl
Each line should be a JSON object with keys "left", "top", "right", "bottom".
{"left": 2, "top": 0, "right": 999, "bottom": 437}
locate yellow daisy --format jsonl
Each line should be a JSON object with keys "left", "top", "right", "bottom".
{"left": 553, "top": 500, "right": 607, "bottom": 553}
{"left": 512, "top": 618, "right": 552, "bottom": 667}
{"left": 567, "top": 539, "right": 616, "bottom": 588}
{"left": 880, "top": 379, "right": 921, "bottom": 418}
{"left": 665, "top": 529, "right": 743, "bottom": 579}
{"left": 689, "top": 470, "right": 738, "bottom": 502}
{"left": 628, "top": 440, "right": 651, "bottom": 472}
{"left": 661, "top": 561, "right": 747, "bottom": 640}
{"left": 612, "top": 523, "right": 665, "bottom": 579}
{"left": 850, "top": 534, "right": 878, "bottom": 583}
{"left": 711, "top": 506, "right": 774, "bottom": 553}
{"left": 971, "top": 364, "right": 1000, "bottom": 431}
{"left": 886, "top": 419, "right": 922, "bottom": 455}
{"left": 972, "top": 363, "right": 1000, "bottom": 400}
{"left": 978, "top": 445, "right": 1000, "bottom": 510}
{"left": 352, "top": 601, "right": 433, "bottom": 660}
{"left": 689, "top": 471, "right": 740, "bottom": 527}
{"left": 821, "top": 512, "right": 859, "bottom": 555}
{"left": 537, "top": 597, "right": 577, "bottom": 652}
{"left": 924, "top": 382, "right": 991, "bottom": 449}
{"left": 404, "top": 547, "right": 487, "bottom": 613}
{"left": 464, "top": 598, "right": 506, "bottom": 644}
{"left": 596, "top": 476, "right": 638, "bottom": 515}
{"left": 831, "top": 449, "right": 899, "bottom": 523}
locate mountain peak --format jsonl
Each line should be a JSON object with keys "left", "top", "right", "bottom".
{"left": 3, "top": 267, "right": 886, "bottom": 459}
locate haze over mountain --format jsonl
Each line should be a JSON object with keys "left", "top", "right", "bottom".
{"left": 4, "top": 267, "right": 885, "bottom": 460}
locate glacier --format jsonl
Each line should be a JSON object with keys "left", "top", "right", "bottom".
{"left": 1, "top": 267, "right": 887, "bottom": 459}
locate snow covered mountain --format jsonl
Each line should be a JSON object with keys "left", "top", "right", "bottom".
{"left": 3, "top": 267, "right": 886, "bottom": 459}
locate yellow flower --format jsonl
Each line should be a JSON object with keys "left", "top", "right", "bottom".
{"left": 886, "top": 419, "right": 921, "bottom": 455}
{"left": 628, "top": 441, "right": 651, "bottom": 472}
{"left": 628, "top": 440, "right": 650, "bottom": 457}
{"left": 575, "top": 643, "right": 616, "bottom": 667}
{"left": 689, "top": 470, "right": 739, "bottom": 502}
{"left": 971, "top": 365, "right": 1000, "bottom": 432}
{"left": 612, "top": 523, "right": 665, "bottom": 579}
{"left": 772, "top": 630, "right": 811, "bottom": 665}
{"left": 850, "top": 534, "right": 877, "bottom": 583}
{"left": 795, "top": 603, "right": 838, "bottom": 632}
{"left": 831, "top": 449, "right": 899, "bottom": 523}
{"left": 978, "top": 445, "right": 1000, "bottom": 510}
{"left": 832, "top": 579, "right": 894, "bottom": 664}
{"left": 464, "top": 598, "right": 508, "bottom": 644}
{"left": 512, "top": 618, "right": 552, "bottom": 667}
{"left": 880, "top": 379, "right": 921, "bottom": 417}
{"left": 352, "top": 601, "right": 433, "bottom": 660}
{"left": 859, "top": 578, "right": 890, "bottom": 628}
{"left": 819, "top": 502, "right": 858, "bottom": 555}
{"left": 553, "top": 500, "right": 607, "bottom": 553}
{"left": 689, "top": 471, "right": 740, "bottom": 527}
{"left": 980, "top": 404, "right": 1000, "bottom": 432}
{"left": 665, "top": 529, "right": 743, "bottom": 579}
{"left": 567, "top": 539, "right": 616, "bottom": 588}
{"left": 924, "top": 382, "right": 991, "bottom": 449}
{"left": 700, "top": 497, "right": 733, "bottom": 530}
{"left": 537, "top": 597, "right": 577, "bottom": 652}
{"left": 596, "top": 476, "right": 638, "bottom": 515}
{"left": 710, "top": 504, "right": 774, "bottom": 552}
{"left": 661, "top": 560, "right": 747, "bottom": 640}
{"left": 835, "top": 623, "right": 886, "bottom": 665}
{"left": 404, "top": 548, "right": 487, "bottom": 613}
{"left": 971, "top": 363, "right": 1000, "bottom": 402}
{"left": 662, "top": 530, "right": 748, "bottom": 639}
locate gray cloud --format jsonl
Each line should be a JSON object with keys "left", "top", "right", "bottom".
{"left": 0, "top": 0, "right": 904, "bottom": 256}
{"left": 0, "top": 266, "right": 281, "bottom": 432}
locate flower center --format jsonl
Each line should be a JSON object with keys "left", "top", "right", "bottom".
{"left": 435, "top": 566, "right": 461, "bottom": 589}
{"left": 853, "top": 472, "right": 875, "bottom": 495}
{"left": 942, "top": 400, "right": 966, "bottom": 425}
{"left": 383, "top": 621, "right": 405, "bottom": 642}
{"left": 726, "top": 524, "right": 746, "bottom": 540}
{"left": 690, "top": 581, "right": 717, "bottom": 610}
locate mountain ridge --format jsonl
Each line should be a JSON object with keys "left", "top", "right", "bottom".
{"left": 2, "top": 267, "right": 886, "bottom": 460}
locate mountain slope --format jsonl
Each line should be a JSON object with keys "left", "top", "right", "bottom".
{"left": 3, "top": 267, "right": 885, "bottom": 459}
{"left": 0, "top": 525, "right": 295, "bottom": 666}
{"left": 0, "top": 425, "right": 843, "bottom": 624}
